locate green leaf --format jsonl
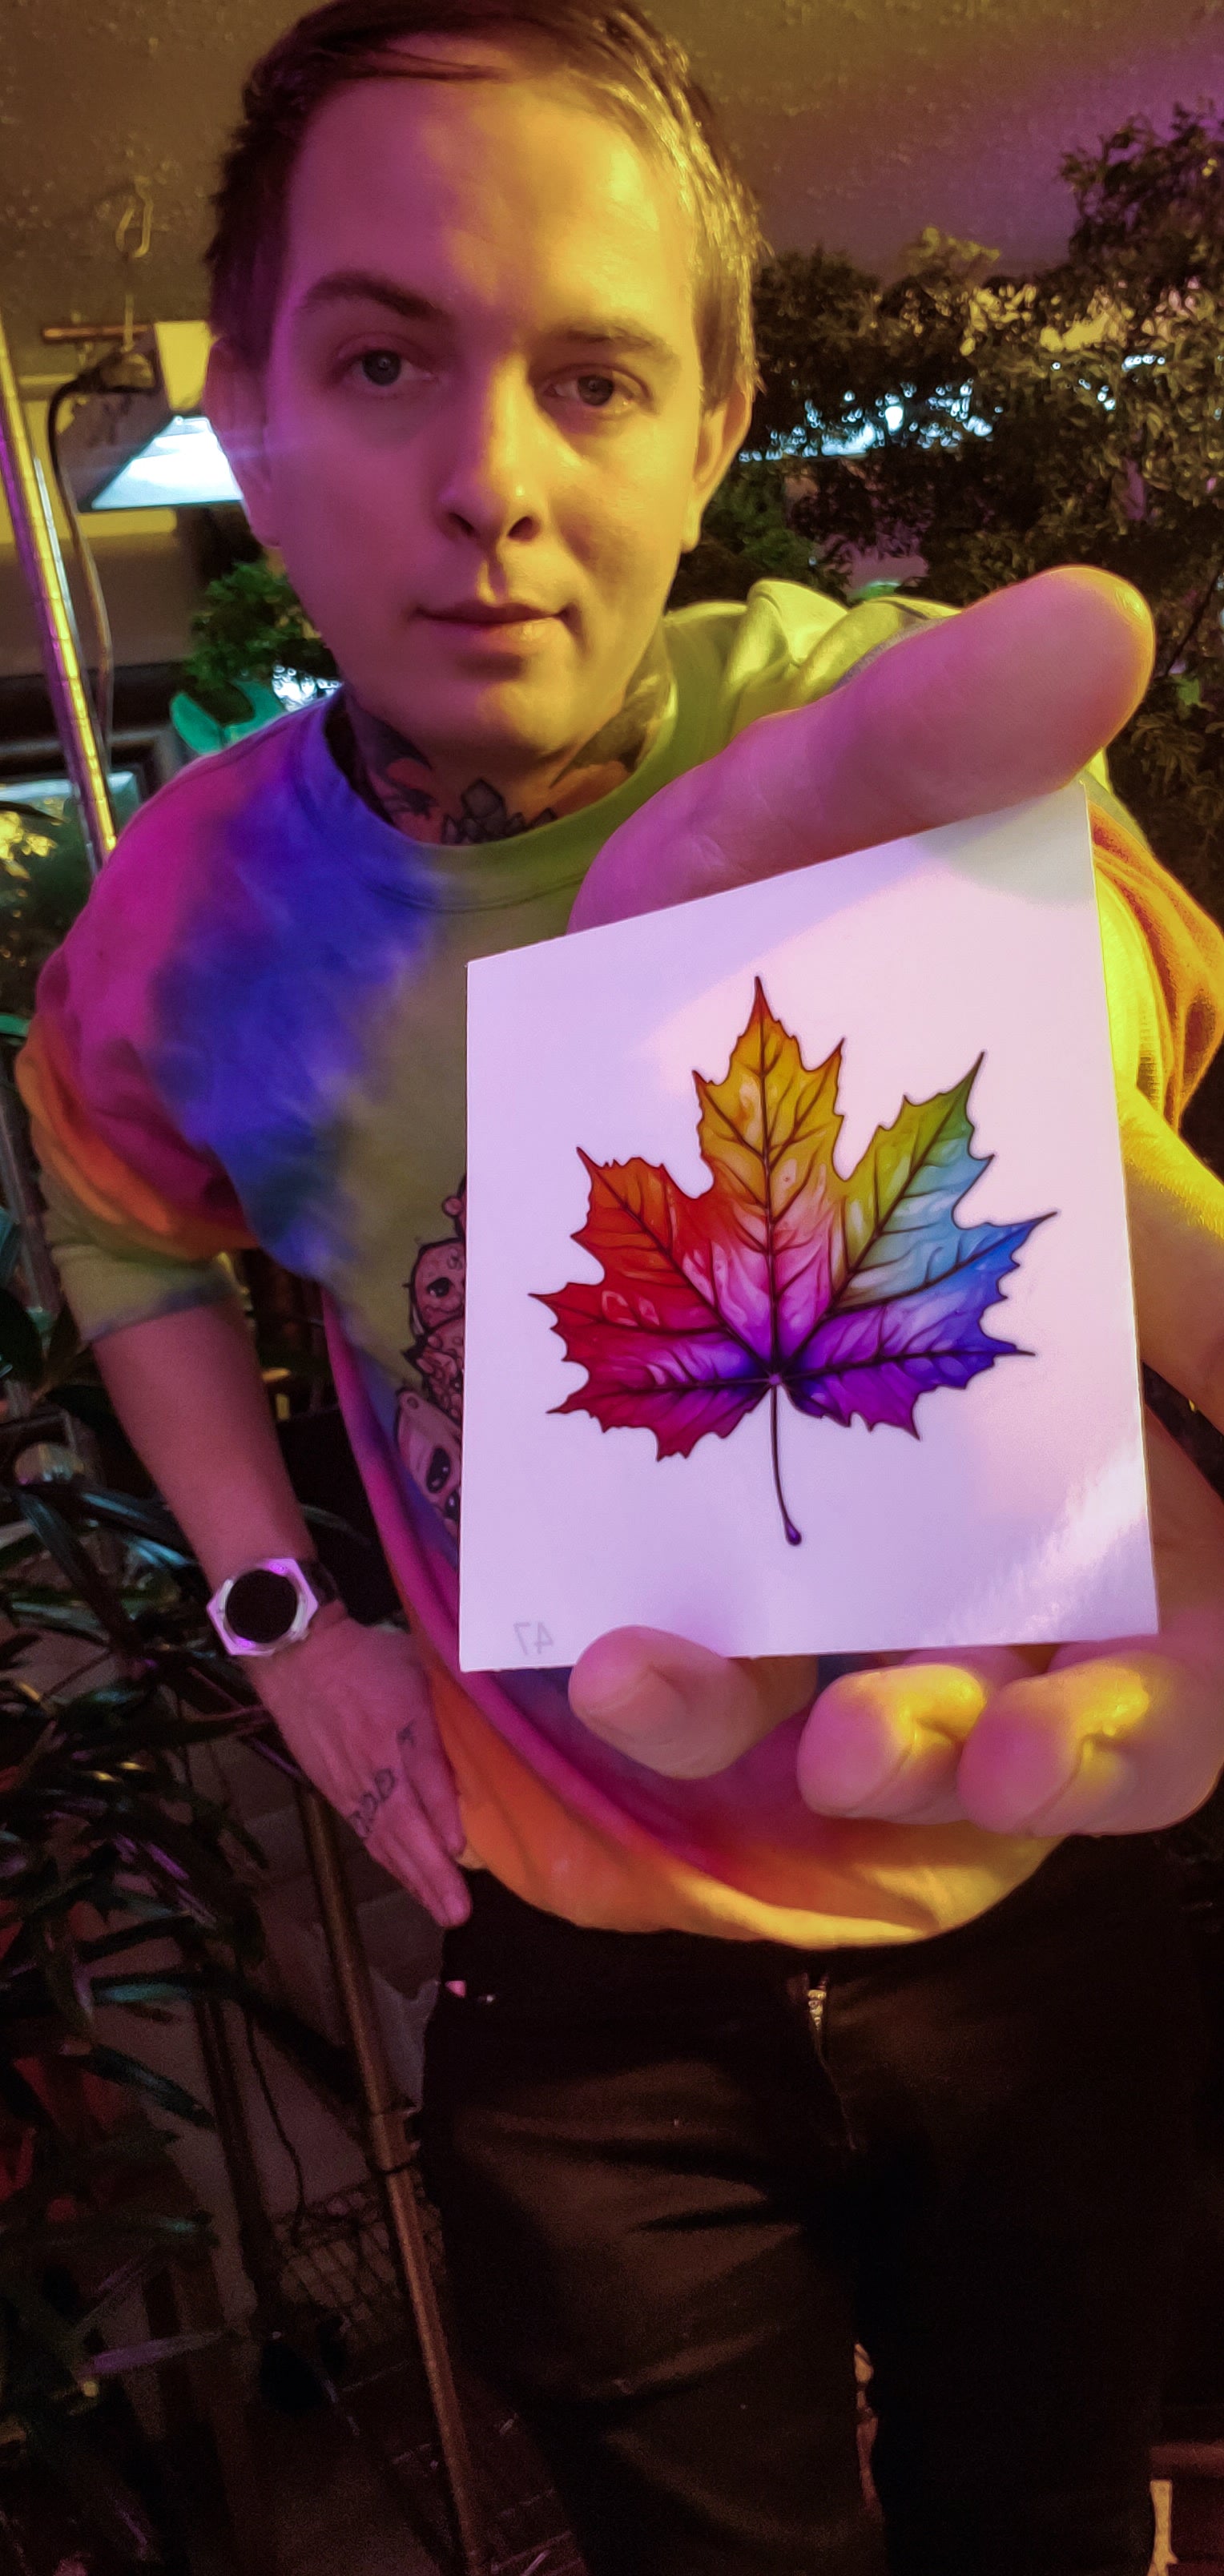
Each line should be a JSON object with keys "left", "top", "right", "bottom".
{"left": 0, "top": 1592, "right": 106, "bottom": 1640}
{"left": 72, "top": 1487, "right": 187, "bottom": 1548}
{"left": 32, "top": 1916, "right": 94, "bottom": 2042}
{"left": 31, "top": 2209, "right": 211, "bottom": 2258}
{"left": 73, "top": 2046, "right": 215, "bottom": 2127}
{"left": 0, "top": 1211, "right": 22, "bottom": 1291}
{"left": 0, "top": 1536, "right": 52, "bottom": 1580}
{"left": 0, "top": 1288, "right": 42, "bottom": 1387}
{"left": 91, "top": 1973, "right": 204, "bottom": 2007}
{"left": 16, "top": 1492, "right": 143, "bottom": 1648}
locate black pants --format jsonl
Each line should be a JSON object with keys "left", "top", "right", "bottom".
{"left": 421, "top": 1837, "right": 1203, "bottom": 2576}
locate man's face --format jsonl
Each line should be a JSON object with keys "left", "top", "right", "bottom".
{"left": 210, "top": 46, "right": 749, "bottom": 775}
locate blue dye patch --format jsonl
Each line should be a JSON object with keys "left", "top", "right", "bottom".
{"left": 149, "top": 701, "right": 444, "bottom": 1283}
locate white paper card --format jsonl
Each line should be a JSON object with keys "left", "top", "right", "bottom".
{"left": 461, "top": 785, "right": 1155, "bottom": 1672}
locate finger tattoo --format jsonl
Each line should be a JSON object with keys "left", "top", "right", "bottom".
{"left": 348, "top": 1765, "right": 397, "bottom": 1841}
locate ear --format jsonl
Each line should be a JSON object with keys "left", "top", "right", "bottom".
{"left": 681, "top": 373, "right": 755, "bottom": 553}
{"left": 204, "top": 340, "right": 281, "bottom": 548}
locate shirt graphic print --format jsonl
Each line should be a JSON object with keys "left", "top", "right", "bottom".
{"left": 397, "top": 1178, "right": 466, "bottom": 1532}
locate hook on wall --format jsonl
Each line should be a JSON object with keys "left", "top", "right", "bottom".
{"left": 114, "top": 180, "right": 154, "bottom": 352}
{"left": 114, "top": 179, "right": 154, "bottom": 266}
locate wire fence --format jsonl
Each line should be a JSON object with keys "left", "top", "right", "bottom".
{"left": 274, "top": 2178, "right": 588, "bottom": 2576}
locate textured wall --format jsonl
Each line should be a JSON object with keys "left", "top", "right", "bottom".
{"left": 1, "top": 0, "right": 1220, "bottom": 374}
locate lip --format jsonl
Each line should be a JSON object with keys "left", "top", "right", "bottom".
{"left": 422, "top": 602, "right": 560, "bottom": 627}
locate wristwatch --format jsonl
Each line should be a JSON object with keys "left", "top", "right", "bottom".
{"left": 207, "top": 1556, "right": 340, "bottom": 1657}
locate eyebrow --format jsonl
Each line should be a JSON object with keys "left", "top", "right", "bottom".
{"left": 294, "top": 269, "right": 679, "bottom": 368}
{"left": 296, "top": 270, "right": 446, "bottom": 326}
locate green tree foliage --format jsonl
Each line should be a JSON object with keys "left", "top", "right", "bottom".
{"left": 0, "top": 791, "right": 139, "bottom": 1026}
{"left": 746, "top": 110, "right": 1224, "bottom": 929}
{"left": 668, "top": 458, "right": 816, "bottom": 608}
{"left": 182, "top": 560, "right": 338, "bottom": 726}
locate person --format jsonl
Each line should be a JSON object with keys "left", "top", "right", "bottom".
{"left": 16, "top": 4, "right": 1224, "bottom": 2567}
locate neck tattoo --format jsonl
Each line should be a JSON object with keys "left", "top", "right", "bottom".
{"left": 332, "top": 633, "right": 671, "bottom": 847}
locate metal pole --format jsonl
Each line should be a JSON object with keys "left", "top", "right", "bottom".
{"left": 0, "top": 306, "right": 115, "bottom": 874}
{"left": 296, "top": 1785, "right": 488, "bottom": 2576}
{"left": 193, "top": 1993, "right": 289, "bottom": 2322}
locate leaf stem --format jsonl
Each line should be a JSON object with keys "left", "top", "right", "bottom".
{"left": 770, "top": 1383, "right": 803, "bottom": 1547}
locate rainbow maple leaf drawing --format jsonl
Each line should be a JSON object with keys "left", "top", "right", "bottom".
{"left": 537, "top": 981, "right": 1051, "bottom": 1545}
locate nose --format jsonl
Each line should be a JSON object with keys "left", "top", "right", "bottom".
{"left": 434, "top": 368, "right": 546, "bottom": 553}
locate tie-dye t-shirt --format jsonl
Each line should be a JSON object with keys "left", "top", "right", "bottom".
{"left": 18, "top": 582, "right": 1224, "bottom": 1946}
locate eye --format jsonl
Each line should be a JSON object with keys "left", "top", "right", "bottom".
{"left": 425, "top": 1446, "right": 453, "bottom": 1495}
{"left": 552, "top": 370, "right": 630, "bottom": 413}
{"left": 356, "top": 348, "right": 405, "bottom": 389}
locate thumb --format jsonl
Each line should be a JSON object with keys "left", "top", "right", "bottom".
{"left": 570, "top": 1628, "right": 816, "bottom": 1777}
{"left": 572, "top": 566, "right": 1154, "bottom": 931}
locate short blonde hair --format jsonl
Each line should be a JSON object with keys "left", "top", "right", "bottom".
{"left": 206, "top": 0, "right": 763, "bottom": 405}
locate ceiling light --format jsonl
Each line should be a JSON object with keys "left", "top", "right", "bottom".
{"left": 89, "top": 413, "right": 241, "bottom": 510}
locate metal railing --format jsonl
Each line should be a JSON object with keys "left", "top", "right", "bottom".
{"left": 0, "top": 307, "right": 115, "bottom": 875}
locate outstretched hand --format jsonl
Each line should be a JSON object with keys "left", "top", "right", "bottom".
{"left": 571, "top": 566, "right": 1155, "bottom": 932}
{"left": 570, "top": 1399, "right": 1224, "bottom": 1838}
{"left": 567, "top": 566, "right": 1224, "bottom": 1835}
{"left": 573, "top": 565, "right": 1224, "bottom": 1434}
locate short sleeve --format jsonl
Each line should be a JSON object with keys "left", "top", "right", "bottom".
{"left": 14, "top": 792, "right": 257, "bottom": 1340}
{"left": 36, "top": 1165, "right": 240, "bottom": 1345}
{"left": 1089, "top": 795, "right": 1224, "bottom": 1123}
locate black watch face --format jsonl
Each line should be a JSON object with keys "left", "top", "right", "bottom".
{"left": 226, "top": 1567, "right": 300, "bottom": 1646}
